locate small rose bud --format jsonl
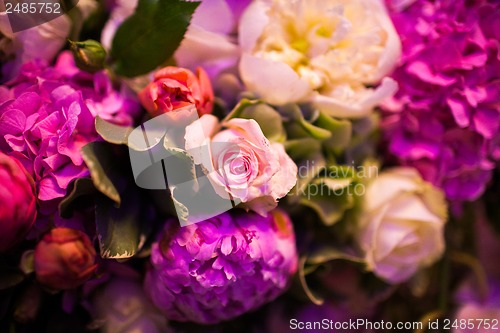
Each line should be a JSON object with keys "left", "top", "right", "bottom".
{"left": 69, "top": 39, "right": 107, "bottom": 73}
{"left": 34, "top": 228, "right": 97, "bottom": 290}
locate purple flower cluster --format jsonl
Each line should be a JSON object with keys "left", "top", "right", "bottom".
{"left": 145, "top": 209, "right": 298, "bottom": 324}
{"left": 381, "top": 0, "right": 500, "bottom": 203}
{"left": 0, "top": 51, "right": 139, "bottom": 204}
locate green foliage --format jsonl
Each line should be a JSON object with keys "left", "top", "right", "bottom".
{"left": 225, "top": 99, "right": 287, "bottom": 142}
{"left": 110, "top": 0, "right": 200, "bottom": 77}
{"left": 81, "top": 142, "right": 122, "bottom": 204}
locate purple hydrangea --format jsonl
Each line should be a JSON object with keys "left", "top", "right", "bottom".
{"left": 381, "top": 0, "right": 500, "bottom": 203}
{"left": 0, "top": 51, "right": 139, "bottom": 204}
{"left": 144, "top": 209, "right": 298, "bottom": 324}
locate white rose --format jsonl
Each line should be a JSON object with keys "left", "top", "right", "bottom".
{"left": 356, "top": 167, "right": 448, "bottom": 284}
{"left": 238, "top": 0, "right": 401, "bottom": 118}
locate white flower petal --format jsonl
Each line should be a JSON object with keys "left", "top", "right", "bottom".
{"left": 269, "top": 143, "right": 298, "bottom": 199}
{"left": 190, "top": 0, "right": 234, "bottom": 35}
{"left": 238, "top": 0, "right": 270, "bottom": 52}
{"left": 175, "top": 27, "right": 240, "bottom": 78}
{"left": 239, "top": 54, "right": 312, "bottom": 105}
{"left": 313, "top": 77, "right": 399, "bottom": 118}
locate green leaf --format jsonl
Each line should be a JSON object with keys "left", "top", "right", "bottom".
{"left": 299, "top": 182, "right": 355, "bottom": 225}
{"left": 224, "top": 99, "right": 286, "bottom": 142}
{"left": 95, "top": 192, "right": 150, "bottom": 259}
{"left": 81, "top": 142, "right": 122, "bottom": 205}
{"left": 280, "top": 103, "right": 331, "bottom": 140}
{"left": 110, "top": 0, "right": 200, "bottom": 77}
{"left": 59, "top": 178, "right": 97, "bottom": 218}
{"left": 95, "top": 116, "right": 133, "bottom": 145}
{"left": 314, "top": 112, "right": 352, "bottom": 151}
{"left": 284, "top": 139, "right": 325, "bottom": 202}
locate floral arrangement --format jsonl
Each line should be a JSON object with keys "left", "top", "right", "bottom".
{"left": 0, "top": 0, "right": 499, "bottom": 332}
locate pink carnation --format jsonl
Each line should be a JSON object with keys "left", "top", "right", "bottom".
{"left": 381, "top": 0, "right": 500, "bottom": 203}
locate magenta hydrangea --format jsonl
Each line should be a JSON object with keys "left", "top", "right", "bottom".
{"left": 0, "top": 51, "right": 139, "bottom": 204}
{"left": 144, "top": 209, "right": 298, "bottom": 324}
{"left": 381, "top": 0, "right": 500, "bottom": 203}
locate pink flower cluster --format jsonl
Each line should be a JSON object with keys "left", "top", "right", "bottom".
{"left": 0, "top": 52, "right": 139, "bottom": 205}
{"left": 381, "top": 0, "right": 500, "bottom": 203}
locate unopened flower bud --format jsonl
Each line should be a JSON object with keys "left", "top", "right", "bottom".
{"left": 69, "top": 39, "right": 107, "bottom": 73}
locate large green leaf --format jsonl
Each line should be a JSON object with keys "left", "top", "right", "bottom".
{"left": 110, "top": 0, "right": 200, "bottom": 77}
{"left": 59, "top": 178, "right": 97, "bottom": 218}
{"left": 299, "top": 182, "right": 354, "bottom": 225}
{"left": 314, "top": 112, "right": 352, "bottom": 151}
{"left": 95, "top": 191, "right": 152, "bottom": 259}
{"left": 81, "top": 142, "right": 122, "bottom": 204}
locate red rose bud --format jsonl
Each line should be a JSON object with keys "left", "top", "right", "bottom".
{"left": 34, "top": 228, "right": 97, "bottom": 290}
{"left": 0, "top": 152, "right": 37, "bottom": 252}
{"left": 139, "top": 66, "right": 214, "bottom": 117}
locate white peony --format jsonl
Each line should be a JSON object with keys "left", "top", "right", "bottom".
{"left": 238, "top": 0, "right": 401, "bottom": 118}
{"left": 356, "top": 167, "right": 448, "bottom": 284}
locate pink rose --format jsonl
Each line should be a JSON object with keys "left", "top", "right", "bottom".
{"left": 139, "top": 66, "right": 214, "bottom": 117}
{"left": 34, "top": 228, "right": 97, "bottom": 290}
{"left": 185, "top": 114, "right": 297, "bottom": 215}
{"left": 0, "top": 152, "right": 37, "bottom": 252}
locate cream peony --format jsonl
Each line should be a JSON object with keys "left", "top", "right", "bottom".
{"left": 238, "top": 0, "right": 401, "bottom": 118}
{"left": 184, "top": 114, "right": 297, "bottom": 215}
{"left": 356, "top": 167, "right": 447, "bottom": 284}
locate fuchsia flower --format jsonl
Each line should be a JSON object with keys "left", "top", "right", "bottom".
{"left": 0, "top": 152, "right": 37, "bottom": 252}
{"left": 34, "top": 228, "right": 97, "bottom": 290}
{"left": 0, "top": 52, "right": 139, "bottom": 203}
{"left": 381, "top": 0, "right": 500, "bottom": 203}
{"left": 144, "top": 209, "right": 298, "bottom": 324}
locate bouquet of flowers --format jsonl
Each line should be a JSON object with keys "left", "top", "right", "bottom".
{"left": 0, "top": 0, "right": 499, "bottom": 332}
